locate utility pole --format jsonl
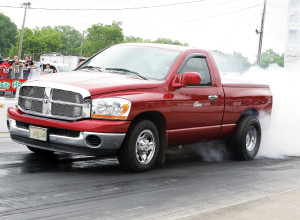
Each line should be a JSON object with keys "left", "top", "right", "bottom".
{"left": 80, "top": 31, "right": 86, "bottom": 58}
{"left": 18, "top": 2, "right": 31, "bottom": 59}
{"left": 257, "top": 0, "right": 267, "bottom": 66}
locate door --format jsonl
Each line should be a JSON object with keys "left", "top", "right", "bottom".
{"left": 168, "top": 55, "right": 224, "bottom": 145}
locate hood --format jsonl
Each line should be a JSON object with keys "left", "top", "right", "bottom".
{"left": 31, "top": 71, "right": 160, "bottom": 96}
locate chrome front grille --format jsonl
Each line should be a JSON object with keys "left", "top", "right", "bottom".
{"left": 52, "top": 89, "right": 83, "bottom": 104}
{"left": 19, "top": 97, "right": 43, "bottom": 113}
{"left": 20, "top": 86, "right": 45, "bottom": 98}
{"left": 51, "top": 103, "right": 82, "bottom": 118}
{"left": 18, "top": 83, "right": 91, "bottom": 121}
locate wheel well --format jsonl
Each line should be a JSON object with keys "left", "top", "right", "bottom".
{"left": 131, "top": 111, "right": 166, "bottom": 132}
{"left": 129, "top": 111, "right": 167, "bottom": 164}
{"left": 238, "top": 108, "right": 259, "bottom": 122}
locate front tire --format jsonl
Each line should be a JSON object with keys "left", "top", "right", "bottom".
{"left": 226, "top": 116, "right": 261, "bottom": 160}
{"left": 118, "top": 120, "right": 159, "bottom": 172}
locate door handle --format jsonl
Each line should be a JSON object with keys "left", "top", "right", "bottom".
{"left": 208, "top": 95, "right": 218, "bottom": 101}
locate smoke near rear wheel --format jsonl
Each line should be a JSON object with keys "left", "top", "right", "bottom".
{"left": 226, "top": 116, "right": 261, "bottom": 160}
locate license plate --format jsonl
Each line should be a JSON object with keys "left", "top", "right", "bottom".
{"left": 29, "top": 126, "right": 47, "bottom": 141}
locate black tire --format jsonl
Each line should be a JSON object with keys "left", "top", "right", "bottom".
{"left": 226, "top": 116, "right": 261, "bottom": 160}
{"left": 118, "top": 120, "right": 160, "bottom": 172}
{"left": 27, "top": 146, "right": 54, "bottom": 155}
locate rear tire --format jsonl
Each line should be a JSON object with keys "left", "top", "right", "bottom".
{"left": 27, "top": 146, "right": 54, "bottom": 155}
{"left": 226, "top": 116, "right": 261, "bottom": 160}
{"left": 118, "top": 120, "right": 159, "bottom": 172}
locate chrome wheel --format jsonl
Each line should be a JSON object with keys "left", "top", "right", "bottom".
{"left": 245, "top": 126, "right": 257, "bottom": 152}
{"left": 135, "top": 129, "right": 156, "bottom": 165}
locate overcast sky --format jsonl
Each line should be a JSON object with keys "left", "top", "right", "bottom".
{"left": 1, "top": 0, "right": 289, "bottom": 62}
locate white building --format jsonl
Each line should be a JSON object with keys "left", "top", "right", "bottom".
{"left": 40, "top": 53, "right": 80, "bottom": 69}
{"left": 285, "top": 0, "right": 300, "bottom": 71}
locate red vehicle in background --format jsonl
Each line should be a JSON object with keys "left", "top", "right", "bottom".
{"left": 7, "top": 43, "right": 272, "bottom": 172}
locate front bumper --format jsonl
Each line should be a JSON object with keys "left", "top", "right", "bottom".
{"left": 7, "top": 107, "right": 131, "bottom": 156}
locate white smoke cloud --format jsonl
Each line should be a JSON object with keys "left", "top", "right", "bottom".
{"left": 225, "top": 64, "right": 300, "bottom": 157}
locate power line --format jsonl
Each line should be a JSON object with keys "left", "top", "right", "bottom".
{"left": 27, "top": 3, "right": 263, "bottom": 28}
{"left": 126, "top": 4, "right": 263, "bottom": 27}
{"left": 15, "top": 0, "right": 259, "bottom": 28}
{"left": 71, "top": 0, "right": 249, "bottom": 20}
{"left": 22, "top": 0, "right": 252, "bottom": 21}
{"left": 219, "top": 0, "right": 257, "bottom": 49}
{"left": 0, "top": 0, "right": 206, "bottom": 11}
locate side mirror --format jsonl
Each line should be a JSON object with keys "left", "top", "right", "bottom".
{"left": 172, "top": 72, "right": 201, "bottom": 88}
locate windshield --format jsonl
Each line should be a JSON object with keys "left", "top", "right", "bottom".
{"left": 58, "top": 66, "right": 72, "bottom": 72}
{"left": 77, "top": 45, "right": 180, "bottom": 80}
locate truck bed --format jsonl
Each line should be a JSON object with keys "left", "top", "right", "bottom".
{"left": 222, "top": 78, "right": 270, "bottom": 88}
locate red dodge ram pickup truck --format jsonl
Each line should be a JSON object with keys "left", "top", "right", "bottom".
{"left": 7, "top": 43, "right": 272, "bottom": 172}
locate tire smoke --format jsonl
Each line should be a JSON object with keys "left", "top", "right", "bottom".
{"left": 226, "top": 65, "right": 300, "bottom": 157}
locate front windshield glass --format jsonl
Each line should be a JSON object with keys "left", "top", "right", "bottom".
{"left": 77, "top": 45, "right": 181, "bottom": 80}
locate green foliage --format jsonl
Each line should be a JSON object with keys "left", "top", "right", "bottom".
{"left": 10, "top": 26, "right": 62, "bottom": 60}
{"left": 0, "top": 13, "right": 18, "bottom": 56}
{"left": 152, "top": 38, "right": 188, "bottom": 46}
{"left": 260, "top": 49, "right": 284, "bottom": 68}
{"left": 212, "top": 50, "right": 251, "bottom": 73}
{"left": 10, "top": 28, "right": 34, "bottom": 58}
{"left": 83, "top": 21, "right": 124, "bottom": 57}
{"left": 54, "top": 25, "right": 82, "bottom": 55}
{"left": 124, "top": 36, "right": 188, "bottom": 46}
{"left": 33, "top": 26, "right": 62, "bottom": 54}
{"left": 124, "top": 36, "right": 151, "bottom": 43}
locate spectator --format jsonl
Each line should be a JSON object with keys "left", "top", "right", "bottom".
{"left": 12, "top": 58, "right": 22, "bottom": 79}
{"left": 12, "top": 58, "right": 22, "bottom": 68}
{"left": 0, "top": 57, "right": 12, "bottom": 68}
{"left": 9, "top": 56, "right": 18, "bottom": 66}
{"left": 6, "top": 56, "right": 14, "bottom": 66}
{"left": 0, "top": 58, "right": 12, "bottom": 79}
{"left": 43, "top": 63, "right": 53, "bottom": 74}
{"left": 23, "top": 56, "right": 35, "bottom": 79}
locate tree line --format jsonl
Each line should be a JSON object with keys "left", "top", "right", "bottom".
{"left": 0, "top": 12, "right": 283, "bottom": 70}
{"left": 0, "top": 13, "right": 187, "bottom": 60}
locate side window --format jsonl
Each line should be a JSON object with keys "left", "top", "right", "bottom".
{"left": 181, "top": 57, "right": 212, "bottom": 86}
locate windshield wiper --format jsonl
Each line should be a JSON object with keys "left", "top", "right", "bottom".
{"left": 105, "top": 68, "right": 147, "bottom": 80}
{"left": 79, "top": 65, "right": 102, "bottom": 72}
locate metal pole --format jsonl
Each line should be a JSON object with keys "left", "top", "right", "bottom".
{"left": 257, "top": 0, "right": 267, "bottom": 66}
{"left": 80, "top": 31, "right": 86, "bottom": 58}
{"left": 18, "top": 2, "right": 31, "bottom": 59}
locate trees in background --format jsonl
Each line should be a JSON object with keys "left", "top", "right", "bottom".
{"left": 212, "top": 49, "right": 285, "bottom": 73}
{"left": 124, "top": 36, "right": 151, "bottom": 43}
{"left": 54, "top": 25, "right": 82, "bottom": 56}
{"left": 260, "top": 49, "right": 284, "bottom": 68}
{"left": 10, "top": 26, "right": 62, "bottom": 60}
{"left": 152, "top": 38, "right": 188, "bottom": 46}
{"left": 212, "top": 50, "right": 251, "bottom": 73}
{"left": 3, "top": 13, "right": 189, "bottom": 60}
{"left": 0, "top": 13, "right": 285, "bottom": 67}
{"left": 124, "top": 36, "right": 188, "bottom": 46}
{"left": 0, "top": 13, "right": 18, "bottom": 56}
{"left": 83, "top": 21, "right": 124, "bottom": 57}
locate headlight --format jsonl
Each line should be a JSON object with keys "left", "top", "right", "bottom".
{"left": 92, "top": 98, "right": 131, "bottom": 120}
